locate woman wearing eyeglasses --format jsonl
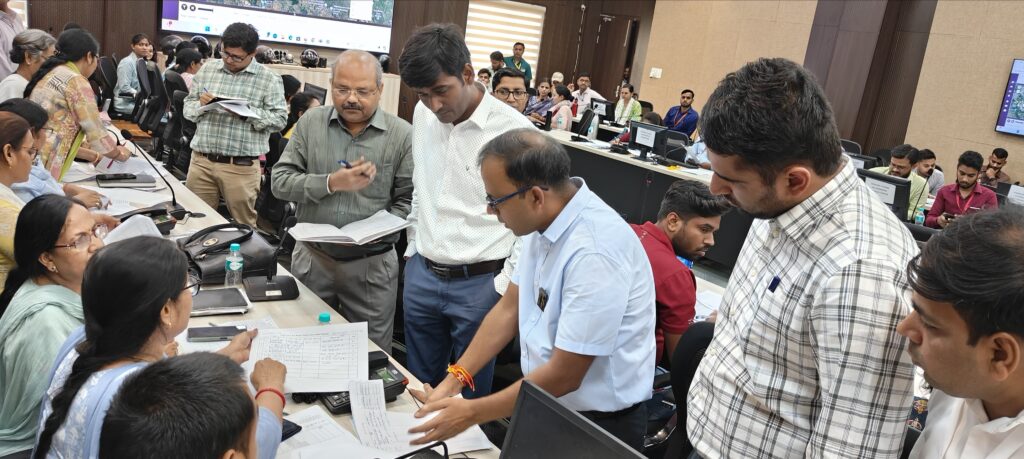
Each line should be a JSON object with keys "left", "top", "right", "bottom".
{"left": 33, "top": 237, "right": 287, "bottom": 459}
{"left": 0, "top": 194, "right": 99, "bottom": 458}
{"left": 0, "top": 112, "right": 40, "bottom": 287}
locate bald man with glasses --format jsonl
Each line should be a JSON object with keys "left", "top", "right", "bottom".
{"left": 272, "top": 50, "right": 413, "bottom": 353}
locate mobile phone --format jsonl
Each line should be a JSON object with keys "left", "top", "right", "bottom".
{"left": 942, "top": 212, "right": 956, "bottom": 220}
{"left": 97, "top": 173, "right": 136, "bottom": 180}
{"left": 186, "top": 325, "right": 246, "bottom": 342}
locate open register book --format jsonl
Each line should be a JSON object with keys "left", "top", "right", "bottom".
{"left": 289, "top": 210, "right": 410, "bottom": 245}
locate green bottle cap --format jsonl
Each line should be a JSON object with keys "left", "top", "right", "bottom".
{"left": 318, "top": 312, "right": 330, "bottom": 324}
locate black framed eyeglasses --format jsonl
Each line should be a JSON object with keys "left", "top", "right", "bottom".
{"left": 495, "top": 88, "right": 528, "bottom": 100}
{"left": 222, "top": 50, "right": 248, "bottom": 63}
{"left": 184, "top": 272, "right": 202, "bottom": 296}
{"left": 486, "top": 185, "right": 548, "bottom": 209}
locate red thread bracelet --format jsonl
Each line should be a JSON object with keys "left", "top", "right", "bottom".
{"left": 255, "top": 387, "right": 286, "bottom": 406}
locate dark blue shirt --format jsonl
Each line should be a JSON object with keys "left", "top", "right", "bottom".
{"left": 664, "top": 105, "right": 699, "bottom": 137}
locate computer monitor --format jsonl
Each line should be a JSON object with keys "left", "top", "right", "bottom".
{"left": 857, "top": 168, "right": 912, "bottom": 221}
{"left": 845, "top": 152, "right": 879, "bottom": 170}
{"left": 500, "top": 381, "right": 644, "bottom": 459}
{"left": 590, "top": 98, "right": 615, "bottom": 125}
{"left": 571, "top": 108, "right": 596, "bottom": 142}
{"left": 628, "top": 121, "right": 667, "bottom": 163}
{"left": 303, "top": 83, "right": 327, "bottom": 105}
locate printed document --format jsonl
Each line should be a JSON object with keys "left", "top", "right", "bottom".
{"left": 249, "top": 323, "right": 369, "bottom": 393}
{"left": 290, "top": 210, "right": 410, "bottom": 245}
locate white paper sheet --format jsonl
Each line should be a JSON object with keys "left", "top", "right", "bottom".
{"left": 387, "top": 411, "right": 493, "bottom": 455}
{"left": 695, "top": 291, "right": 723, "bottom": 322}
{"left": 277, "top": 405, "right": 360, "bottom": 458}
{"left": 864, "top": 177, "right": 897, "bottom": 205}
{"left": 102, "top": 214, "right": 161, "bottom": 243}
{"left": 296, "top": 440, "right": 390, "bottom": 459}
{"left": 635, "top": 126, "right": 656, "bottom": 148}
{"left": 80, "top": 186, "right": 170, "bottom": 216}
{"left": 1008, "top": 184, "right": 1024, "bottom": 206}
{"left": 248, "top": 323, "right": 369, "bottom": 393}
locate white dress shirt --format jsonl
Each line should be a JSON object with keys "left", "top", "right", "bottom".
{"left": 570, "top": 88, "right": 605, "bottom": 108}
{"left": 910, "top": 390, "right": 1024, "bottom": 459}
{"left": 513, "top": 178, "right": 655, "bottom": 412}
{"left": 687, "top": 160, "right": 920, "bottom": 458}
{"left": 404, "top": 89, "right": 535, "bottom": 284}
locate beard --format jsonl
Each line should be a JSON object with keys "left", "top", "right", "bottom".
{"left": 958, "top": 180, "right": 975, "bottom": 190}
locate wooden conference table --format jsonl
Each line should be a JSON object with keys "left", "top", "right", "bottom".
{"left": 86, "top": 143, "right": 500, "bottom": 458}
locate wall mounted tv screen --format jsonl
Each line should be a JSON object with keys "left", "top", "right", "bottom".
{"left": 161, "top": 0, "right": 394, "bottom": 53}
{"left": 996, "top": 59, "right": 1024, "bottom": 137}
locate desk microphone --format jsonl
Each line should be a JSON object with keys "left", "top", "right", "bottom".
{"left": 243, "top": 215, "right": 300, "bottom": 302}
{"left": 120, "top": 129, "right": 188, "bottom": 220}
{"left": 663, "top": 144, "right": 688, "bottom": 162}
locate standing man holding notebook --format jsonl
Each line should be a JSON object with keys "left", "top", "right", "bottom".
{"left": 272, "top": 50, "right": 412, "bottom": 353}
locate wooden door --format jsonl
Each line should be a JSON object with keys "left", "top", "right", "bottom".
{"left": 590, "top": 13, "right": 636, "bottom": 101}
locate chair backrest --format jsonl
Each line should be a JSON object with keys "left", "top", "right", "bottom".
{"left": 304, "top": 83, "right": 327, "bottom": 105}
{"left": 871, "top": 147, "right": 893, "bottom": 167}
{"left": 163, "top": 70, "right": 188, "bottom": 97}
{"left": 639, "top": 100, "right": 654, "bottom": 114}
{"left": 138, "top": 63, "right": 168, "bottom": 133}
{"left": 664, "top": 321, "right": 716, "bottom": 458}
{"left": 840, "top": 139, "right": 862, "bottom": 155}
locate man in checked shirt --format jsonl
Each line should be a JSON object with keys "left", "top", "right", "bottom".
{"left": 686, "top": 58, "right": 919, "bottom": 458}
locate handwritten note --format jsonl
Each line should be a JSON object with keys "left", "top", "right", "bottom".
{"left": 249, "top": 323, "right": 369, "bottom": 393}
{"left": 277, "top": 405, "right": 359, "bottom": 458}
{"left": 350, "top": 380, "right": 402, "bottom": 451}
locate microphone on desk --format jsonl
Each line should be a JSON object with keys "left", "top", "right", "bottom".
{"left": 243, "top": 215, "right": 300, "bottom": 302}
{"left": 120, "top": 129, "right": 189, "bottom": 220}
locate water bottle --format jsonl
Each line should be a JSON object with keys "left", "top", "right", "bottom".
{"left": 587, "top": 114, "right": 599, "bottom": 140}
{"left": 913, "top": 207, "right": 926, "bottom": 226}
{"left": 224, "top": 243, "right": 244, "bottom": 286}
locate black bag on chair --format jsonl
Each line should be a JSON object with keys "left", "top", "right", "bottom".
{"left": 178, "top": 223, "right": 276, "bottom": 284}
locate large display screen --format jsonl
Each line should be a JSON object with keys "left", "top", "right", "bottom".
{"left": 996, "top": 59, "right": 1024, "bottom": 137}
{"left": 160, "top": 0, "right": 394, "bottom": 53}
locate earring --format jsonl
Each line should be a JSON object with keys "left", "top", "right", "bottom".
{"left": 49, "top": 265, "right": 58, "bottom": 273}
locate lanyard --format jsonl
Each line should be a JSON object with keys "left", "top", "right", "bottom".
{"left": 514, "top": 59, "right": 523, "bottom": 71}
{"left": 956, "top": 189, "right": 977, "bottom": 214}
{"left": 672, "top": 107, "right": 689, "bottom": 129}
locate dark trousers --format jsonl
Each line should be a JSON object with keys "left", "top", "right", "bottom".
{"left": 582, "top": 403, "right": 649, "bottom": 452}
{"left": 402, "top": 254, "right": 500, "bottom": 398}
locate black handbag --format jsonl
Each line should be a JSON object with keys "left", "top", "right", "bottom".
{"left": 179, "top": 223, "right": 275, "bottom": 284}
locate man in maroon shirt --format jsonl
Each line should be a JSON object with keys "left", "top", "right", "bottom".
{"left": 926, "top": 150, "right": 999, "bottom": 228}
{"left": 631, "top": 180, "right": 730, "bottom": 366}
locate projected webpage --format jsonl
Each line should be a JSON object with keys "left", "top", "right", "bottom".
{"left": 996, "top": 59, "right": 1024, "bottom": 136}
{"left": 161, "top": 0, "right": 393, "bottom": 52}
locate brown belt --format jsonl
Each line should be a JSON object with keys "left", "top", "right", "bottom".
{"left": 423, "top": 257, "right": 504, "bottom": 280}
{"left": 197, "top": 152, "right": 258, "bottom": 166}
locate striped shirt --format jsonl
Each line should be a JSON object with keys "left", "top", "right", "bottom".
{"left": 687, "top": 161, "right": 919, "bottom": 458}
{"left": 183, "top": 58, "right": 286, "bottom": 156}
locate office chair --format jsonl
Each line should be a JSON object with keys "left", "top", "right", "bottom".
{"left": 639, "top": 100, "right": 654, "bottom": 115}
{"left": 901, "top": 427, "right": 921, "bottom": 459}
{"left": 130, "top": 58, "right": 153, "bottom": 124}
{"left": 840, "top": 139, "right": 862, "bottom": 155}
{"left": 303, "top": 83, "right": 327, "bottom": 105}
{"left": 256, "top": 137, "right": 292, "bottom": 231}
{"left": 872, "top": 148, "right": 893, "bottom": 167}
{"left": 660, "top": 321, "right": 716, "bottom": 458}
{"left": 163, "top": 70, "right": 189, "bottom": 98}
{"left": 168, "top": 90, "right": 194, "bottom": 178}
{"left": 903, "top": 221, "right": 939, "bottom": 250}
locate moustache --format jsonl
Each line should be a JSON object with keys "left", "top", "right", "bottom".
{"left": 342, "top": 103, "right": 362, "bottom": 111}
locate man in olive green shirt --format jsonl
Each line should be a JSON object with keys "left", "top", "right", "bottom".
{"left": 869, "top": 143, "right": 928, "bottom": 221}
{"left": 271, "top": 50, "right": 412, "bottom": 352}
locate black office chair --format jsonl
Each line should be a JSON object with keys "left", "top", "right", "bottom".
{"left": 138, "top": 62, "right": 168, "bottom": 135}
{"left": 526, "top": 87, "right": 537, "bottom": 97}
{"left": 304, "top": 83, "right": 327, "bottom": 105}
{"left": 639, "top": 100, "right": 654, "bottom": 115}
{"left": 167, "top": 90, "right": 194, "bottom": 178}
{"left": 872, "top": 148, "right": 893, "bottom": 167}
{"left": 660, "top": 321, "right": 716, "bottom": 458}
{"left": 256, "top": 137, "right": 293, "bottom": 231}
{"left": 163, "top": 70, "right": 189, "bottom": 98}
{"left": 130, "top": 58, "right": 153, "bottom": 124}
{"left": 901, "top": 426, "right": 921, "bottom": 459}
{"left": 903, "top": 221, "right": 940, "bottom": 249}
{"left": 840, "top": 139, "right": 862, "bottom": 155}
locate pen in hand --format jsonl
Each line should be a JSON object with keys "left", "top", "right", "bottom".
{"left": 338, "top": 159, "right": 372, "bottom": 178}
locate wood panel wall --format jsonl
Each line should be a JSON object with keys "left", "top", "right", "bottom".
{"left": 29, "top": 0, "right": 159, "bottom": 62}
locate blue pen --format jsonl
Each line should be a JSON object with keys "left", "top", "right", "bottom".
{"left": 338, "top": 159, "right": 352, "bottom": 168}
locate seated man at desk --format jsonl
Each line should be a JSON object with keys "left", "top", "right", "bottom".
{"left": 631, "top": 180, "right": 729, "bottom": 366}
{"left": 569, "top": 72, "right": 604, "bottom": 109}
{"left": 926, "top": 150, "right": 998, "bottom": 229}
{"left": 869, "top": 144, "right": 928, "bottom": 220}
{"left": 663, "top": 89, "right": 698, "bottom": 138}
{"left": 898, "top": 210, "right": 1024, "bottom": 458}
{"left": 408, "top": 128, "right": 655, "bottom": 451}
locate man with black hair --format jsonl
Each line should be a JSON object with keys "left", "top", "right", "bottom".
{"left": 184, "top": 22, "right": 286, "bottom": 227}
{"left": 870, "top": 144, "right": 928, "bottom": 220}
{"left": 898, "top": 209, "right": 1024, "bottom": 458}
{"left": 503, "top": 42, "right": 532, "bottom": 86}
{"left": 980, "top": 147, "right": 1012, "bottom": 187}
{"left": 916, "top": 148, "right": 945, "bottom": 196}
{"left": 99, "top": 353, "right": 264, "bottom": 459}
{"left": 663, "top": 89, "right": 699, "bottom": 138}
{"left": 491, "top": 68, "right": 528, "bottom": 113}
{"left": 631, "top": 180, "right": 729, "bottom": 365}
{"left": 569, "top": 72, "right": 603, "bottom": 108}
{"left": 687, "top": 58, "right": 919, "bottom": 458}
{"left": 397, "top": 23, "right": 534, "bottom": 399}
{"left": 489, "top": 51, "right": 504, "bottom": 73}
{"left": 926, "top": 150, "right": 998, "bottom": 228}
{"left": 409, "top": 129, "right": 655, "bottom": 450}
{"left": 281, "top": 74, "right": 301, "bottom": 104}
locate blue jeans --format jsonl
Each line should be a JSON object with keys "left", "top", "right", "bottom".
{"left": 403, "top": 254, "right": 500, "bottom": 398}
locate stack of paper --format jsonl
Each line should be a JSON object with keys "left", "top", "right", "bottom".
{"left": 102, "top": 215, "right": 162, "bottom": 244}
{"left": 290, "top": 210, "right": 410, "bottom": 245}
{"left": 198, "top": 97, "right": 261, "bottom": 119}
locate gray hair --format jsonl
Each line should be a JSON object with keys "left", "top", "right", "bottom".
{"left": 10, "top": 29, "right": 55, "bottom": 64}
{"left": 477, "top": 128, "right": 571, "bottom": 189}
{"left": 331, "top": 50, "right": 383, "bottom": 87}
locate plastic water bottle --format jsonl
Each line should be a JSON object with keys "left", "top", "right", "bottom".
{"left": 224, "top": 243, "right": 243, "bottom": 286}
{"left": 318, "top": 312, "right": 331, "bottom": 326}
{"left": 913, "top": 207, "right": 926, "bottom": 226}
{"left": 587, "top": 114, "right": 599, "bottom": 140}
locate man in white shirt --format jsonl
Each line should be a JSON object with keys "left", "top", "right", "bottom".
{"left": 407, "top": 129, "right": 655, "bottom": 450}
{"left": 570, "top": 72, "right": 603, "bottom": 109}
{"left": 686, "top": 58, "right": 919, "bottom": 458}
{"left": 397, "top": 23, "right": 534, "bottom": 398}
{"left": 899, "top": 210, "right": 1024, "bottom": 459}
{"left": 0, "top": 0, "right": 25, "bottom": 81}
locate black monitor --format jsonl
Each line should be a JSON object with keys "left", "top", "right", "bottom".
{"left": 857, "top": 168, "right": 912, "bottom": 221}
{"left": 500, "top": 381, "right": 643, "bottom": 459}
{"left": 572, "top": 108, "right": 596, "bottom": 142}
{"left": 845, "top": 152, "right": 879, "bottom": 169}
{"left": 303, "top": 83, "right": 327, "bottom": 105}
{"left": 590, "top": 98, "right": 615, "bottom": 125}
{"left": 628, "top": 121, "right": 667, "bottom": 163}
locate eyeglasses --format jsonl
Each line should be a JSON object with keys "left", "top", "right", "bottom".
{"left": 184, "top": 272, "right": 202, "bottom": 296}
{"left": 222, "top": 50, "right": 249, "bottom": 63}
{"left": 486, "top": 185, "right": 548, "bottom": 209}
{"left": 495, "top": 88, "right": 528, "bottom": 100}
{"left": 333, "top": 87, "right": 378, "bottom": 99}
{"left": 53, "top": 224, "right": 108, "bottom": 251}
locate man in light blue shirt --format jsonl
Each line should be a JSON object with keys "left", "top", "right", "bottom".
{"left": 408, "top": 128, "right": 655, "bottom": 451}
